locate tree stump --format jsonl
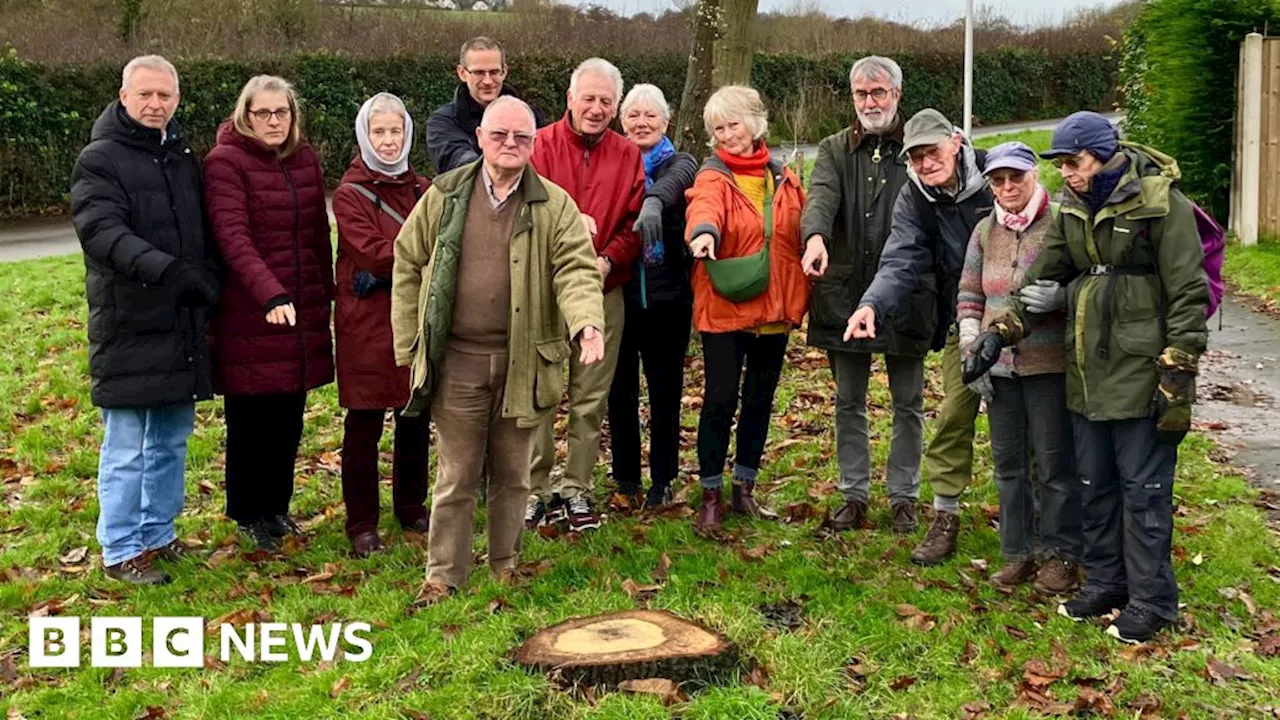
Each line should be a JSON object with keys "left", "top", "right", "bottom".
{"left": 515, "top": 610, "right": 738, "bottom": 687}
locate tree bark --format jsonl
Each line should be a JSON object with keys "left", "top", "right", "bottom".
{"left": 711, "top": 0, "right": 759, "bottom": 88}
{"left": 675, "top": 0, "right": 721, "bottom": 156}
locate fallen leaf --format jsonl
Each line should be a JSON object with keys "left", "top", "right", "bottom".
{"left": 400, "top": 710, "right": 432, "bottom": 720}
{"left": 106, "top": 667, "right": 126, "bottom": 687}
{"left": 1204, "top": 656, "right": 1252, "bottom": 686}
{"left": 1192, "top": 552, "right": 1204, "bottom": 566}
{"left": 1023, "top": 659, "right": 1067, "bottom": 689}
{"left": 620, "top": 578, "right": 662, "bottom": 600}
{"left": 205, "top": 546, "right": 238, "bottom": 569}
{"left": 960, "top": 701, "right": 992, "bottom": 719}
{"left": 896, "top": 603, "right": 922, "bottom": 618}
{"left": 969, "top": 558, "right": 989, "bottom": 572}
{"left": 889, "top": 675, "right": 917, "bottom": 691}
{"left": 396, "top": 666, "right": 423, "bottom": 693}
{"left": 960, "top": 640, "right": 978, "bottom": 665}
{"left": 198, "top": 480, "right": 216, "bottom": 495}
{"left": 8, "top": 708, "right": 28, "bottom": 720}
{"left": 903, "top": 614, "right": 936, "bottom": 632}
{"left": 330, "top": 675, "right": 351, "bottom": 698}
{"left": 1257, "top": 634, "right": 1280, "bottom": 658}
{"left": 134, "top": 708, "right": 167, "bottom": 720}
{"left": 58, "top": 546, "right": 88, "bottom": 564}
{"left": 617, "top": 678, "right": 687, "bottom": 706}
{"left": 653, "top": 553, "right": 672, "bottom": 582}
{"left": 784, "top": 502, "right": 818, "bottom": 523}
{"left": 739, "top": 544, "right": 773, "bottom": 562}
{"left": 1004, "top": 625, "right": 1029, "bottom": 640}
{"left": 487, "top": 597, "right": 510, "bottom": 614}
{"left": 1073, "top": 686, "right": 1114, "bottom": 716}
{"left": 745, "top": 664, "right": 770, "bottom": 689}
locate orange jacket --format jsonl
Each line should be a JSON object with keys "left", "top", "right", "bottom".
{"left": 684, "top": 157, "right": 810, "bottom": 333}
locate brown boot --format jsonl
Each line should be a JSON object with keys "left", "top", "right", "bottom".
{"left": 730, "top": 481, "right": 777, "bottom": 519}
{"left": 830, "top": 499, "right": 868, "bottom": 531}
{"left": 695, "top": 487, "right": 724, "bottom": 537}
{"left": 991, "top": 558, "right": 1038, "bottom": 588}
{"left": 890, "top": 502, "right": 919, "bottom": 534}
{"left": 910, "top": 510, "right": 960, "bottom": 565}
{"left": 350, "top": 530, "right": 386, "bottom": 558}
{"left": 1034, "top": 558, "right": 1081, "bottom": 595}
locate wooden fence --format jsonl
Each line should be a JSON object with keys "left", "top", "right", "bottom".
{"left": 1232, "top": 33, "right": 1280, "bottom": 245}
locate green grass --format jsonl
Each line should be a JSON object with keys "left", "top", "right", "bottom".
{"left": 1224, "top": 237, "right": 1280, "bottom": 306}
{"left": 1, "top": 254, "right": 1278, "bottom": 718}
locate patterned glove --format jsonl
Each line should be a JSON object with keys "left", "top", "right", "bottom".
{"left": 1152, "top": 347, "right": 1197, "bottom": 445}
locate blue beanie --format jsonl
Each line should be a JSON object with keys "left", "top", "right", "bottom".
{"left": 1042, "top": 111, "right": 1119, "bottom": 163}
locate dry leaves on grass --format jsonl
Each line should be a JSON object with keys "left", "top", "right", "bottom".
{"left": 1022, "top": 659, "right": 1068, "bottom": 689}
{"left": 329, "top": 675, "right": 351, "bottom": 698}
{"left": 652, "top": 553, "right": 672, "bottom": 582}
{"left": 58, "top": 546, "right": 88, "bottom": 565}
{"left": 895, "top": 604, "right": 937, "bottom": 632}
{"left": 889, "top": 675, "right": 917, "bottom": 691}
{"left": 960, "top": 701, "right": 992, "bottom": 719}
{"left": 1073, "top": 687, "right": 1114, "bottom": 716}
{"left": 620, "top": 578, "right": 662, "bottom": 601}
{"left": 617, "top": 678, "right": 687, "bottom": 706}
{"left": 1204, "top": 656, "right": 1252, "bottom": 686}
{"left": 133, "top": 708, "right": 167, "bottom": 720}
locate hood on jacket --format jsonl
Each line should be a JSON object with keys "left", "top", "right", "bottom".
{"left": 214, "top": 120, "right": 310, "bottom": 158}
{"left": 907, "top": 131, "right": 985, "bottom": 204}
{"left": 1060, "top": 141, "right": 1182, "bottom": 217}
{"left": 91, "top": 101, "right": 181, "bottom": 149}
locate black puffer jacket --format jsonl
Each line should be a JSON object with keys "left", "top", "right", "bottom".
{"left": 71, "top": 102, "right": 219, "bottom": 408}
{"left": 626, "top": 150, "right": 697, "bottom": 307}
{"left": 425, "top": 83, "right": 544, "bottom": 173}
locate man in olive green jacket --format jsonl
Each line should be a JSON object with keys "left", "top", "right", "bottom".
{"left": 392, "top": 96, "right": 605, "bottom": 600}
{"left": 968, "top": 112, "right": 1208, "bottom": 644}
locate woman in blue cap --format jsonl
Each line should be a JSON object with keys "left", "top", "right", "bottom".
{"left": 956, "top": 141, "right": 1082, "bottom": 594}
{"left": 964, "top": 111, "right": 1209, "bottom": 643}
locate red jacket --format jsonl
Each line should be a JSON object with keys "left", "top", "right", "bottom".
{"left": 332, "top": 157, "right": 429, "bottom": 409}
{"left": 204, "top": 122, "right": 335, "bottom": 396}
{"left": 530, "top": 113, "right": 644, "bottom": 292}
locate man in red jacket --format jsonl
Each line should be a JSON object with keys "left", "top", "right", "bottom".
{"left": 527, "top": 57, "right": 645, "bottom": 533}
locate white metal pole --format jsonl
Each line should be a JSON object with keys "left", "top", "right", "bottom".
{"left": 963, "top": 0, "right": 974, "bottom": 137}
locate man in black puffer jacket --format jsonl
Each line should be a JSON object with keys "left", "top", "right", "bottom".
{"left": 71, "top": 55, "right": 220, "bottom": 586}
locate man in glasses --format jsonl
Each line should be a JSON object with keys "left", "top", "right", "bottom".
{"left": 800, "top": 56, "right": 929, "bottom": 537}
{"left": 526, "top": 57, "right": 646, "bottom": 533}
{"left": 392, "top": 96, "right": 605, "bottom": 600}
{"left": 426, "top": 36, "right": 545, "bottom": 174}
{"left": 843, "top": 108, "right": 994, "bottom": 566}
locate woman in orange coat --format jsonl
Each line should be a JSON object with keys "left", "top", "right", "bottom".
{"left": 685, "top": 85, "right": 810, "bottom": 536}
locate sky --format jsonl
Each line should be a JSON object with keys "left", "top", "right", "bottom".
{"left": 585, "top": 0, "right": 1128, "bottom": 26}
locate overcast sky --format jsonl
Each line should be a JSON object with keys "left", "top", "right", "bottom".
{"left": 587, "top": 0, "right": 1128, "bottom": 26}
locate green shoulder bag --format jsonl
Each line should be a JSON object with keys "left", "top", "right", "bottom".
{"left": 704, "top": 173, "right": 773, "bottom": 303}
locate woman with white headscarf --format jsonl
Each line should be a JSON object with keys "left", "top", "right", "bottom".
{"left": 333, "top": 92, "right": 431, "bottom": 557}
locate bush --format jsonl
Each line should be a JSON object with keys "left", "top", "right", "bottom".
{"left": 0, "top": 47, "right": 1116, "bottom": 217}
{"left": 1119, "top": 0, "right": 1280, "bottom": 221}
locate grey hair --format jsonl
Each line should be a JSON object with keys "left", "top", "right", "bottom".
{"left": 366, "top": 92, "right": 408, "bottom": 122}
{"left": 849, "top": 55, "right": 903, "bottom": 90}
{"left": 121, "top": 55, "right": 179, "bottom": 92}
{"left": 569, "top": 57, "right": 624, "bottom": 102}
{"left": 702, "top": 85, "right": 768, "bottom": 148}
{"left": 481, "top": 95, "right": 537, "bottom": 130}
{"left": 621, "top": 83, "right": 670, "bottom": 121}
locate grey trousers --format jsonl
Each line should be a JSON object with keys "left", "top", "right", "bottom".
{"left": 988, "top": 374, "right": 1082, "bottom": 562}
{"left": 828, "top": 351, "right": 924, "bottom": 505}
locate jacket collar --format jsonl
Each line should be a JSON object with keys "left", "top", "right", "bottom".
{"left": 438, "top": 159, "right": 549, "bottom": 205}
{"left": 91, "top": 101, "right": 182, "bottom": 152}
{"left": 845, "top": 113, "right": 905, "bottom": 153}
{"left": 700, "top": 152, "right": 786, "bottom": 184}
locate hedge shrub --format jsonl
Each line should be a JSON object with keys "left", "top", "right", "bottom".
{"left": 0, "top": 48, "right": 1115, "bottom": 217}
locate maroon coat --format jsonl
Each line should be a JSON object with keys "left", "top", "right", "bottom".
{"left": 204, "top": 122, "right": 335, "bottom": 396}
{"left": 333, "top": 157, "right": 429, "bottom": 409}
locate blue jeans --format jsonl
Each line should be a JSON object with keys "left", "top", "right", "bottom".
{"left": 96, "top": 404, "right": 196, "bottom": 566}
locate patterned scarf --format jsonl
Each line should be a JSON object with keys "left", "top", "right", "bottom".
{"left": 994, "top": 185, "right": 1048, "bottom": 232}
{"left": 642, "top": 136, "right": 676, "bottom": 189}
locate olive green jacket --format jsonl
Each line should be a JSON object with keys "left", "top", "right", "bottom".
{"left": 390, "top": 160, "right": 605, "bottom": 428}
{"left": 999, "top": 143, "right": 1209, "bottom": 421}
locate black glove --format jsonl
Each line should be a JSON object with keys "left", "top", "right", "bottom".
{"left": 961, "top": 330, "right": 1005, "bottom": 385}
{"left": 164, "top": 261, "right": 218, "bottom": 307}
{"left": 352, "top": 270, "right": 388, "bottom": 298}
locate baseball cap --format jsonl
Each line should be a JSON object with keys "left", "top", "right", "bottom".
{"left": 1041, "top": 111, "right": 1119, "bottom": 161}
{"left": 900, "top": 109, "right": 956, "bottom": 157}
{"left": 983, "top": 141, "right": 1038, "bottom": 175}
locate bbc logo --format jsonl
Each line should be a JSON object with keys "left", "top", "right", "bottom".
{"left": 29, "top": 617, "right": 373, "bottom": 667}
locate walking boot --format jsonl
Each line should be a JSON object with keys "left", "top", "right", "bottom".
{"left": 830, "top": 499, "right": 868, "bottom": 532}
{"left": 694, "top": 487, "right": 724, "bottom": 537}
{"left": 730, "top": 481, "right": 776, "bottom": 519}
{"left": 911, "top": 510, "right": 960, "bottom": 565}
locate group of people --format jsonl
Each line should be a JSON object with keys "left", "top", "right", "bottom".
{"left": 72, "top": 36, "right": 1210, "bottom": 646}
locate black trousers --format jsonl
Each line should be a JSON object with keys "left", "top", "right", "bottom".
{"left": 224, "top": 392, "right": 307, "bottom": 525}
{"left": 607, "top": 299, "right": 692, "bottom": 494}
{"left": 341, "top": 408, "right": 431, "bottom": 538}
{"left": 1071, "top": 413, "right": 1179, "bottom": 620}
{"left": 697, "top": 331, "right": 788, "bottom": 487}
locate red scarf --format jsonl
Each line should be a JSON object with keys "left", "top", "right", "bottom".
{"left": 716, "top": 142, "right": 771, "bottom": 177}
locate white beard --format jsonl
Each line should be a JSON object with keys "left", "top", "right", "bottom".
{"left": 857, "top": 108, "right": 897, "bottom": 134}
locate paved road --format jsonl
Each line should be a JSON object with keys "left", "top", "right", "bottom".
{"left": 0, "top": 112, "right": 1122, "bottom": 263}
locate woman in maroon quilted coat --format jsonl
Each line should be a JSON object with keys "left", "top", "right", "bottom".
{"left": 333, "top": 93, "right": 431, "bottom": 557}
{"left": 205, "top": 75, "right": 335, "bottom": 552}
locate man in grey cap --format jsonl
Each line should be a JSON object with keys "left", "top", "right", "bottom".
{"left": 844, "top": 108, "right": 994, "bottom": 566}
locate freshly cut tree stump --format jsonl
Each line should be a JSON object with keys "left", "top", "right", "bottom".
{"left": 515, "top": 610, "right": 738, "bottom": 686}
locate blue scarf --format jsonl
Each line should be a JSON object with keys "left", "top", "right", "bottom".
{"left": 1086, "top": 156, "right": 1129, "bottom": 215}
{"left": 642, "top": 136, "right": 676, "bottom": 189}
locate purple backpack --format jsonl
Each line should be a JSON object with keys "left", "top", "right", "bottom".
{"left": 1192, "top": 203, "right": 1226, "bottom": 318}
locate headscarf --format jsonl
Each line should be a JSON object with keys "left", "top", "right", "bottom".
{"left": 355, "top": 92, "right": 413, "bottom": 177}
{"left": 641, "top": 135, "right": 677, "bottom": 189}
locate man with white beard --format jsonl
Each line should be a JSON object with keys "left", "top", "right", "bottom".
{"left": 799, "top": 56, "right": 931, "bottom": 535}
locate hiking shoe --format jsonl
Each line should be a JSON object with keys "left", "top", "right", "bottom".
{"left": 891, "top": 501, "right": 919, "bottom": 534}
{"left": 645, "top": 483, "right": 673, "bottom": 509}
{"left": 400, "top": 513, "right": 430, "bottom": 535}
{"left": 829, "top": 499, "right": 868, "bottom": 532}
{"left": 239, "top": 521, "right": 281, "bottom": 553}
{"left": 565, "top": 494, "right": 602, "bottom": 532}
{"left": 1057, "top": 588, "right": 1129, "bottom": 622}
{"left": 911, "top": 510, "right": 960, "bottom": 565}
{"left": 1034, "top": 558, "right": 1081, "bottom": 595}
{"left": 730, "top": 481, "right": 776, "bottom": 519}
{"left": 694, "top": 487, "right": 724, "bottom": 537}
{"left": 350, "top": 530, "right": 385, "bottom": 558}
{"left": 524, "top": 497, "right": 547, "bottom": 530}
{"left": 263, "top": 514, "right": 303, "bottom": 539}
{"left": 104, "top": 555, "right": 171, "bottom": 585}
{"left": 412, "top": 579, "right": 455, "bottom": 607}
{"left": 148, "top": 538, "right": 189, "bottom": 564}
{"left": 992, "top": 558, "right": 1038, "bottom": 588}
{"left": 1106, "top": 605, "right": 1171, "bottom": 644}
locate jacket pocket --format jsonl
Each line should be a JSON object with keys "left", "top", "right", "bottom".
{"left": 114, "top": 280, "right": 176, "bottom": 335}
{"left": 534, "top": 338, "right": 570, "bottom": 410}
{"left": 894, "top": 273, "right": 938, "bottom": 344}
{"left": 1114, "top": 319, "right": 1163, "bottom": 358}
{"left": 810, "top": 267, "right": 853, "bottom": 333}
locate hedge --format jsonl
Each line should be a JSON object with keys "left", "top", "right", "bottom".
{"left": 0, "top": 48, "right": 1116, "bottom": 217}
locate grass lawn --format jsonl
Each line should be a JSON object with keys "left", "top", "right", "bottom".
{"left": 1224, "top": 237, "right": 1280, "bottom": 307}
{"left": 1, "top": 251, "right": 1278, "bottom": 717}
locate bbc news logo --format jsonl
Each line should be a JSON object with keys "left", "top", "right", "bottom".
{"left": 28, "top": 617, "right": 373, "bottom": 667}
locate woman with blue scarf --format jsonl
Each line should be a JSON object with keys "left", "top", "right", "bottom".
{"left": 606, "top": 84, "right": 697, "bottom": 510}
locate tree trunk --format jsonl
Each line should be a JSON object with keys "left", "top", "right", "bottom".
{"left": 711, "top": 0, "right": 758, "bottom": 87}
{"left": 675, "top": 0, "right": 721, "bottom": 156}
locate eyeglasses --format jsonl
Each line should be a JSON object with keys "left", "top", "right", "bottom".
{"left": 249, "top": 108, "right": 291, "bottom": 123}
{"left": 907, "top": 146, "right": 943, "bottom": 165}
{"left": 465, "top": 68, "right": 506, "bottom": 80}
{"left": 854, "top": 88, "right": 891, "bottom": 102}
{"left": 1052, "top": 153, "right": 1089, "bottom": 171}
{"left": 484, "top": 129, "right": 534, "bottom": 148}
{"left": 987, "top": 171, "right": 1027, "bottom": 188}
